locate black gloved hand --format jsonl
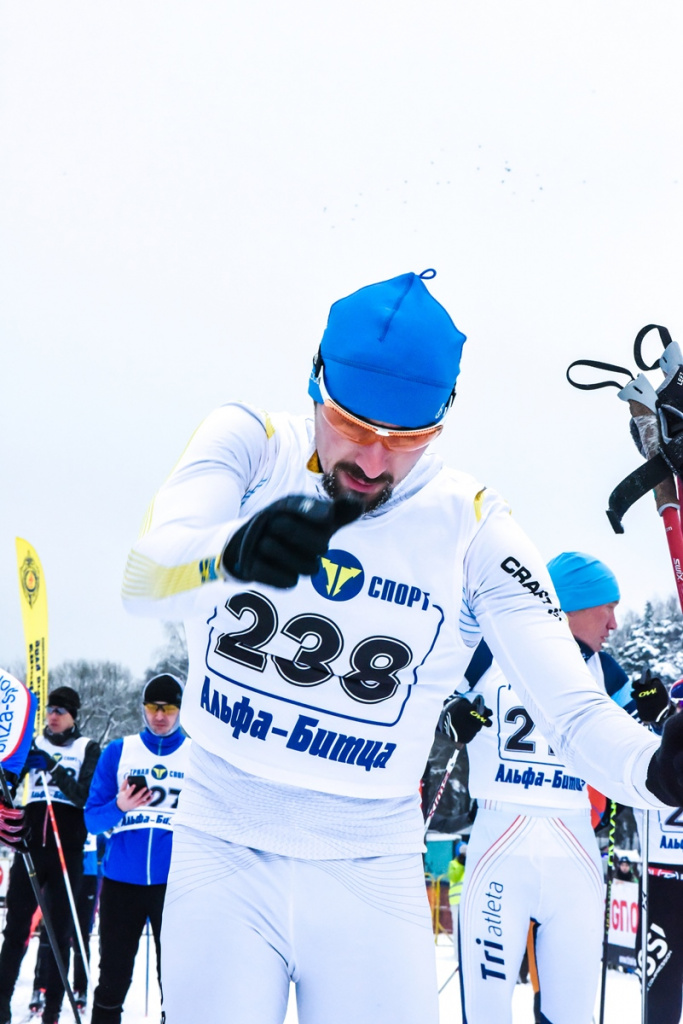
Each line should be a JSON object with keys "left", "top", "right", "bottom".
{"left": 646, "top": 709, "right": 683, "bottom": 805}
{"left": 222, "top": 495, "right": 364, "bottom": 589}
{"left": 438, "top": 694, "right": 493, "bottom": 746}
{"left": 0, "top": 802, "right": 26, "bottom": 851}
{"left": 631, "top": 669, "right": 673, "bottom": 725}
{"left": 23, "top": 743, "right": 56, "bottom": 773}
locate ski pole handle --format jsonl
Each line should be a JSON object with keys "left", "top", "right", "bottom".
{"left": 628, "top": 400, "right": 679, "bottom": 512}
{"left": 628, "top": 399, "right": 683, "bottom": 614}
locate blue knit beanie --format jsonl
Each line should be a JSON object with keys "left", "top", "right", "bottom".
{"left": 546, "top": 552, "right": 620, "bottom": 612}
{"left": 308, "top": 270, "right": 466, "bottom": 429}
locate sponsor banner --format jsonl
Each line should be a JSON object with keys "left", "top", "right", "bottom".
{"left": 0, "top": 670, "right": 36, "bottom": 775}
{"left": 15, "top": 538, "right": 48, "bottom": 730}
{"left": 608, "top": 879, "right": 639, "bottom": 949}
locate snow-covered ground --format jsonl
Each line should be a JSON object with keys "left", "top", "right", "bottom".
{"left": 430, "top": 934, "right": 642, "bottom": 1024}
{"left": 8, "top": 928, "right": 162, "bottom": 1024}
{"left": 7, "top": 926, "right": 642, "bottom": 1023}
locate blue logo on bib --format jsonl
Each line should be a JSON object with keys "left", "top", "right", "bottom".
{"left": 151, "top": 765, "right": 168, "bottom": 781}
{"left": 311, "top": 550, "right": 365, "bottom": 602}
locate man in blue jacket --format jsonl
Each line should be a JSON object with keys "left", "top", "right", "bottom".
{"left": 85, "top": 674, "right": 190, "bottom": 1024}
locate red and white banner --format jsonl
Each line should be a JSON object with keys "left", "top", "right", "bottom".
{"left": 0, "top": 669, "right": 36, "bottom": 773}
{"left": 607, "top": 879, "right": 639, "bottom": 949}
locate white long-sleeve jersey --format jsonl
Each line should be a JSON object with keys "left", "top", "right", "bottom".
{"left": 465, "top": 660, "right": 593, "bottom": 810}
{"left": 123, "top": 404, "right": 665, "bottom": 825}
{"left": 464, "top": 647, "right": 636, "bottom": 810}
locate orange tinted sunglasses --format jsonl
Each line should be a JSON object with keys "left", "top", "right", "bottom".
{"left": 317, "top": 373, "right": 443, "bottom": 452}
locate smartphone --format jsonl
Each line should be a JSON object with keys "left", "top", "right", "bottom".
{"left": 127, "top": 774, "right": 149, "bottom": 794}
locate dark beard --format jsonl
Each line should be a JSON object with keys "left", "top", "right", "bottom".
{"left": 322, "top": 463, "right": 393, "bottom": 513}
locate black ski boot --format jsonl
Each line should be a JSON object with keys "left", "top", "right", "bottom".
{"left": 41, "top": 1003, "right": 60, "bottom": 1024}
{"left": 29, "top": 989, "right": 46, "bottom": 1014}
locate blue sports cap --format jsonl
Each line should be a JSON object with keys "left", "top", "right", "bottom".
{"left": 670, "top": 679, "right": 683, "bottom": 700}
{"left": 308, "top": 270, "right": 466, "bottom": 429}
{"left": 546, "top": 552, "right": 620, "bottom": 613}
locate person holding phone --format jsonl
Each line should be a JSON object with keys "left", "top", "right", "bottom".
{"left": 84, "top": 674, "right": 190, "bottom": 1024}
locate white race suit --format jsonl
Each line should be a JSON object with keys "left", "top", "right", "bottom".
{"left": 458, "top": 652, "right": 618, "bottom": 1024}
{"left": 122, "top": 404, "right": 666, "bottom": 1024}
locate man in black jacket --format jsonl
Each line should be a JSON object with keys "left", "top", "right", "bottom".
{"left": 0, "top": 686, "right": 100, "bottom": 1024}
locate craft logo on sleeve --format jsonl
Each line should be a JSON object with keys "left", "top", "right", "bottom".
{"left": 311, "top": 550, "right": 365, "bottom": 602}
{"left": 19, "top": 555, "right": 40, "bottom": 608}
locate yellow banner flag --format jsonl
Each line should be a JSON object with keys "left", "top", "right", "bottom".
{"left": 15, "top": 538, "right": 48, "bottom": 732}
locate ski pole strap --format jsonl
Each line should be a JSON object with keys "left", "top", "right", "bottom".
{"left": 566, "top": 359, "right": 634, "bottom": 391}
{"left": 606, "top": 456, "right": 671, "bottom": 536}
{"left": 633, "top": 324, "right": 674, "bottom": 371}
{"left": 606, "top": 454, "right": 673, "bottom": 533}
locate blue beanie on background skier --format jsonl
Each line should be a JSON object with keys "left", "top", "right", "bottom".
{"left": 547, "top": 551, "right": 675, "bottom": 729}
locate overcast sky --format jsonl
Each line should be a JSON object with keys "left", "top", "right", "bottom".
{"left": 1, "top": 1, "right": 682, "bottom": 681}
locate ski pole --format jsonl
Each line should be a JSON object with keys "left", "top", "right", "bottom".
{"left": 597, "top": 800, "right": 617, "bottom": 1024}
{"left": 0, "top": 767, "right": 81, "bottom": 1021}
{"left": 40, "top": 772, "right": 91, "bottom": 989}
{"left": 145, "top": 918, "right": 150, "bottom": 1016}
{"left": 626, "top": 397, "right": 669, "bottom": 1024}
{"left": 424, "top": 694, "right": 489, "bottom": 835}
{"left": 640, "top": 811, "right": 650, "bottom": 1024}
{"left": 659, "top": 506, "right": 683, "bottom": 613}
{"left": 623, "top": 398, "right": 683, "bottom": 614}
{"left": 424, "top": 746, "right": 460, "bottom": 835}
{"left": 438, "top": 964, "right": 459, "bottom": 994}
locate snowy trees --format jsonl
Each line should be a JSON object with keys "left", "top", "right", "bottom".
{"left": 143, "top": 622, "right": 188, "bottom": 682}
{"left": 39, "top": 623, "right": 189, "bottom": 747}
{"left": 48, "top": 660, "right": 141, "bottom": 745}
{"left": 606, "top": 595, "right": 683, "bottom": 686}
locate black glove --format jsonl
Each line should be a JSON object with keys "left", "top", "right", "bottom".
{"left": 631, "top": 670, "right": 674, "bottom": 725}
{"left": 23, "top": 743, "right": 56, "bottom": 773}
{"left": 438, "top": 694, "right": 493, "bottom": 745}
{"left": 222, "top": 495, "right": 363, "bottom": 589}
{"left": 646, "top": 710, "right": 683, "bottom": 805}
{"left": 0, "top": 802, "right": 26, "bottom": 851}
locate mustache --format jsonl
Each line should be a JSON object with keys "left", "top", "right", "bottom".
{"left": 334, "top": 462, "right": 394, "bottom": 487}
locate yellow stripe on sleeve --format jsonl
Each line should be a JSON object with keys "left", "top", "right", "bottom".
{"left": 473, "top": 488, "right": 487, "bottom": 522}
{"left": 122, "top": 550, "right": 222, "bottom": 602}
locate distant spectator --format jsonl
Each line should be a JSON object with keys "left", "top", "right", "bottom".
{"left": 616, "top": 855, "right": 637, "bottom": 883}
{"left": 85, "top": 675, "right": 190, "bottom": 1024}
{"left": 0, "top": 686, "right": 100, "bottom": 1024}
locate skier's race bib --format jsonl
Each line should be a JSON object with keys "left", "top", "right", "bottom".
{"left": 183, "top": 475, "right": 482, "bottom": 798}
{"left": 113, "top": 734, "right": 190, "bottom": 834}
